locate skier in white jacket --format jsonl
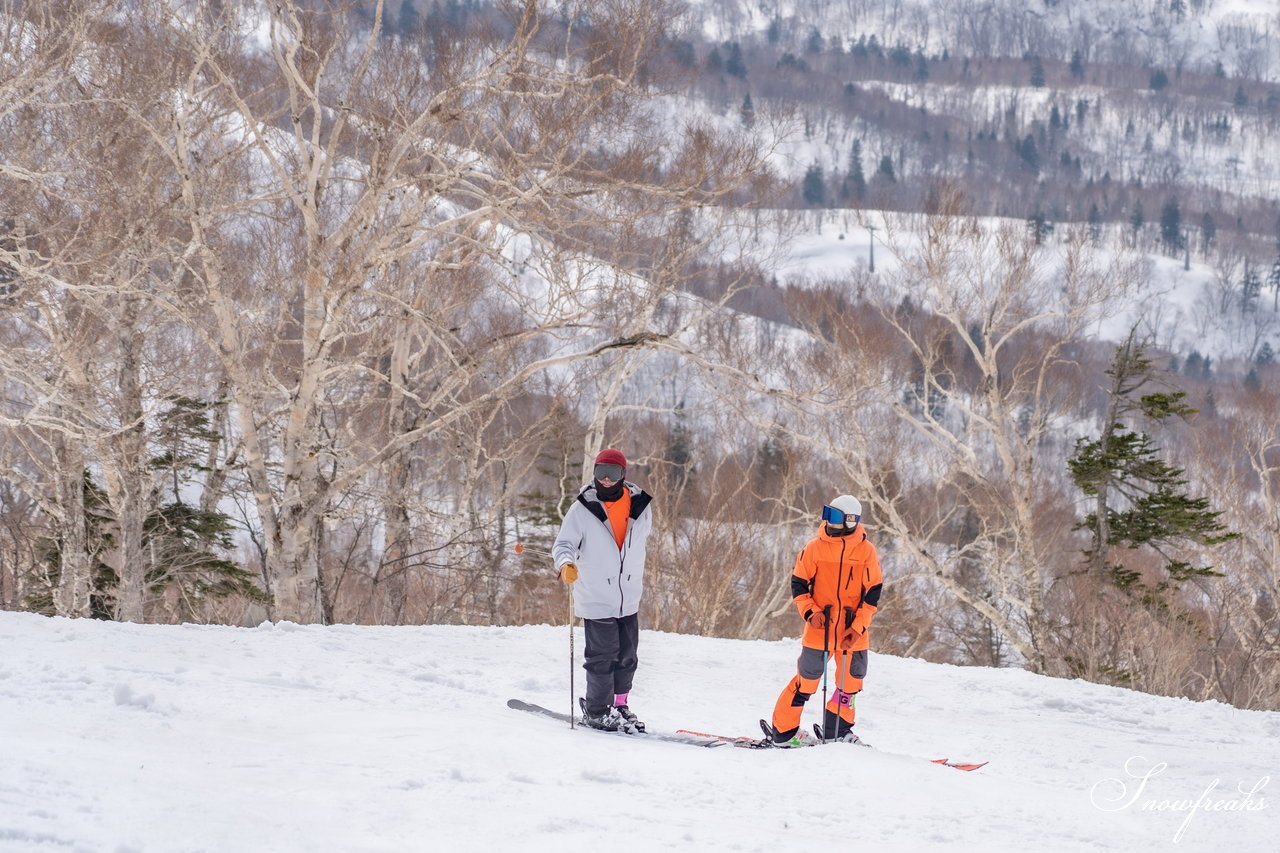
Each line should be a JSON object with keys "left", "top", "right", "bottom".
{"left": 553, "top": 448, "right": 654, "bottom": 732}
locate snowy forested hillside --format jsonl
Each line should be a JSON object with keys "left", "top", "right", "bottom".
{"left": 673, "top": 0, "right": 1280, "bottom": 241}
{"left": 2, "top": 0, "right": 1280, "bottom": 734}
{"left": 685, "top": 0, "right": 1280, "bottom": 80}
{"left": 1, "top": 611, "right": 1277, "bottom": 852}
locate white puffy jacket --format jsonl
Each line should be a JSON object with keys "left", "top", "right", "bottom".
{"left": 553, "top": 481, "right": 654, "bottom": 620}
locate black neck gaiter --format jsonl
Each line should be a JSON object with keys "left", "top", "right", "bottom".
{"left": 595, "top": 479, "right": 625, "bottom": 502}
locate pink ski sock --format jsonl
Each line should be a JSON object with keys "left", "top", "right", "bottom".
{"left": 614, "top": 693, "right": 629, "bottom": 707}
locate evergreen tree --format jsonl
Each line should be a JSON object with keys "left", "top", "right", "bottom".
{"left": 802, "top": 163, "right": 826, "bottom": 206}
{"left": 1200, "top": 211, "right": 1216, "bottom": 252}
{"left": 846, "top": 139, "right": 866, "bottom": 200}
{"left": 1087, "top": 203, "right": 1103, "bottom": 245}
{"left": 670, "top": 39, "right": 696, "bottom": 68}
{"left": 752, "top": 430, "right": 790, "bottom": 499}
{"left": 1149, "top": 69, "right": 1169, "bottom": 91}
{"left": 767, "top": 17, "right": 781, "bottom": 44}
{"left": 512, "top": 441, "right": 585, "bottom": 617}
{"left": 1257, "top": 341, "right": 1276, "bottom": 366}
{"left": 1240, "top": 265, "right": 1262, "bottom": 314}
{"left": 1068, "top": 337, "right": 1237, "bottom": 603}
{"left": 29, "top": 397, "right": 261, "bottom": 619}
{"left": 1184, "top": 350, "right": 1203, "bottom": 377}
{"left": 725, "top": 42, "right": 747, "bottom": 78}
{"left": 397, "top": 0, "right": 421, "bottom": 37}
{"left": 144, "top": 396, "right": 263, "bottom": 608}
{"left": 1029, "top": 56, "right": 1046, "bottom": 88}
{"left": 1130, "top": 200, "right": 1145, "bottom": 240}
{"left": 875, "top": 154, "right": 896, "bottom": 183}
{"left": 1159, "top": 197, "right": 1182, "bottom": 253}
{"left": 1070, "top": 50, "right": 1084, "bottom": 79}
{"left": 0, "top": 218, "right": 17, "bottom": 302}
{"left": 29, "top": 474, "right": 117, "bottom": 618}
{"left": 665, "top": 402, "right": 695, "bottom": 497}
{"left": 914, "top": 53, "right": 929, "bottom": 82}
{"left": 1268, "top": 257, "right": 1280, "bottom": 309}
{"left": 1018, "top": 134, "right": 1039, "bottom": 172}
{"left": 1027, "top": 211, "right": 1053, "bottom": 245}
{"left": 1234, "top": 85, "right": 1248, "bottom": 109}
{"left": 740, "top": 93, "right": 755, "bottom": 126}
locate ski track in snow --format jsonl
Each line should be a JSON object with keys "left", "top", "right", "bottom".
{"left": 0, "top": 613, "right": 1276, "bottom": 852}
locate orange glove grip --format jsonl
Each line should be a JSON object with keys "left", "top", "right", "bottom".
{"left": 807, "top": 611, "right": 826, "bottom": 630}
{"left": 838, "top": 626, "right": 863, "bottom": 649}
{"left": 559, "top": 562, "right": 578, "bottom": 583}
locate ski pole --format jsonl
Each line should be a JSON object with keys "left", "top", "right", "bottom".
{"left": 821, "top": 604, "right": 832, "bottom": 742}
{"left": 568, "top": 585, "right": 575, "bottom": 729}
{"left": 515, "top": 543, "right": 574, "bottom": 729}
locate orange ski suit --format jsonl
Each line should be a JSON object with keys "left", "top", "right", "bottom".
{"left": 771, "top": 522, "right": 883, "bottom": 739}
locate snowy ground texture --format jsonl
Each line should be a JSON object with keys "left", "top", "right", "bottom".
{"left": 1, "top": 612, "right": 1277, "bottom": 853}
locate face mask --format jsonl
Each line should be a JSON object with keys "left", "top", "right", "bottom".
{"left": 595, "top": 478, "right": 625, "bottom": 501}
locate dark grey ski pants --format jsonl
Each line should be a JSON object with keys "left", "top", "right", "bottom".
{"left": 582, "top": 613, "right": 639, "bottom": 714}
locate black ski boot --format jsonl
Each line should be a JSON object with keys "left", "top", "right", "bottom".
{"left": 816, "top": 708, "right": 861, "bottom": 744}
{"left": 759, "top": 719, "right": 813, "bottom": 748}
{"left": 613, "top": 704, "right": 646, "bottom": 734}
{"left": 579, "top": 697, "right": 620, "bottom": 731}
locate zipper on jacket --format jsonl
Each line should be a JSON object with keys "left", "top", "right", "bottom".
{"left": 616, "top": 549, "right": 625, "bottom": 617}
{"left": 614, "top": 515, "right": 626, "bottom": 617}
{"left": 836, "top": 539, "right": 847, "bottom": 633}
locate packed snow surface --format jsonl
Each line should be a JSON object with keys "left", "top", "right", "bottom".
{"left": 0, "top": 612, "right": 1276, "bottom": 852}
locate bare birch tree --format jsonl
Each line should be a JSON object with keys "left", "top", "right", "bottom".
{"left": 142, "top": 0, "right": 778, "bottom": 623}
{"left": 785, "top": 189, "right": 1142, "bottom": 673}
{"left": 1190, "top": 389, "right": 1280, "bottom": 708}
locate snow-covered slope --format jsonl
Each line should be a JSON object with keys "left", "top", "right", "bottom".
{"left": 0, "top": 612, "right": 1275, "bottom": 852}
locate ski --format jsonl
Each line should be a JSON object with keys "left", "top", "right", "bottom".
{"left": 672, "top": 720, "right": 817, "bottom": 749}
{"left": 511, "top": 700, "right": 987, "bottom": 768}
{"left": 808, "top": 722, "right": 987, "bottom": 770}
{"left": 673, "top": 726, "right": 774, "bottom": 749}
{"left": 506, "top": 699, "right": 726, "bottom": 749}
{"left": 930, "top": 758, "right": 988, "bottom": 772}
{"left": 672, "top": 720, "right": 988, "bottom": 770}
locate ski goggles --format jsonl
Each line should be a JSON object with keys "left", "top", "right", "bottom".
{"left": 821, "top": 505, "right": 860, "bottom": 526}
{"left": 593, "top": 463, "right": 625, "bottom": 482}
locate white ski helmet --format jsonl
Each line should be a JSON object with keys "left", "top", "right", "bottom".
{"left": 822, "top": 495, "right": 862, "bottom": 528}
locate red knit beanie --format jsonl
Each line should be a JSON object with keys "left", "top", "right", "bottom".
{"left": 594, "top": 448, "right": 627, "bottom": 469}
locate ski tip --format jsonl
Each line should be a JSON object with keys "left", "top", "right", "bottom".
{"left": 932, "top": 758, "right": 988, "bottom": 771}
